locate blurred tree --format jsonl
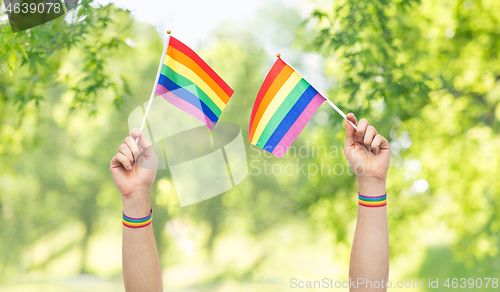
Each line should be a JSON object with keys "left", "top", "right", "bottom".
{"left": 0, "top": 0, "right": 130, "bottom": 111}
{"left": 307, "top": 0, "right": 500, "bottom": 270}
{"left": 0, "top": 0, "right": 165, "bottom": 279}
{"left": 1, "top": 0, "right": 500, "bottom": 289}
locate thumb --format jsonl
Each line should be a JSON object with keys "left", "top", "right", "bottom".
{"left": 129, "top": 129, "right": 158, "bottom": 169}
{"left": 136, "top": 144, "right": 159, "bottom": 170}
{"left": 344, "top": 113, "right": 358, "bottom": 149}
{"left": 129, "top": 128, "right": 152, "bottom": 150}
{"left": 143, "top": 144, "right": 158, "bottom": 160}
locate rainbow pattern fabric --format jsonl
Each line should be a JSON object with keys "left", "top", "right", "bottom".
{"left": 122, "top": 210, "right": 153, "bottom": 228}
{"left": 249, "top": 57, "right": 326, "bottom": 158}
{"left": 155, "top": 36, "right": 234, "bottom": 130}
{"left": 358, "top": 193, "right": 387, "bottom": 207}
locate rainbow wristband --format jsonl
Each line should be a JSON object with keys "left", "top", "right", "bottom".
{"left": 123, "top": 209, "right": 153, "bottom": 228}
{"left": 358, "top": 193, "right": 387, "bottom": 207}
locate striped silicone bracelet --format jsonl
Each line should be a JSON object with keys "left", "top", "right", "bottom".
{"left": 358, "top": 193, "right": 387, "bottom": 207}
{"left": 123, "top": 209, "right": 153, "bottom": 228}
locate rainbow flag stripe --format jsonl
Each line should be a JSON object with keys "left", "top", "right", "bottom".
{"left": 249, "top": 58, "right": 326, "bottom": 158}
{"left": 155, "top": 36, "right": 234, "bottom": 130}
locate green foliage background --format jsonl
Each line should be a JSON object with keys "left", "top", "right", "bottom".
{"left": 0, "top": 0, "right": 499, "bottom": 291}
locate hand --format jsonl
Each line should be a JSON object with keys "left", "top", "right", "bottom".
{"left": 110, "top": 128, "right": 158, "bottom": 199}
{"left": 344, "top": 113, "right": 390, "bottom": 193}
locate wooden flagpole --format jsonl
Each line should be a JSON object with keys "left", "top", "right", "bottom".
{"left": 136, "top": 30, "right": 172, "bottom": 143}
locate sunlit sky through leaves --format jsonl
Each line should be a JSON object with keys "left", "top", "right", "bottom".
{"left": 96, "top": 0, "right": 301, "bottom": 47}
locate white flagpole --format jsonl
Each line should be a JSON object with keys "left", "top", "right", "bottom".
{"left": 278, "top": 54, "right": 357, "bottom": 130}
{"left": 136, "top": 30, "right": 172, "bottom": 144}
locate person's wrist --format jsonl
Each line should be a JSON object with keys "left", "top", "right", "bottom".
{"left": 357, "top": 177, "right": 386, "bottom": 197}
{"left": 122, "top": 190, "right": 151, "bottom": 218}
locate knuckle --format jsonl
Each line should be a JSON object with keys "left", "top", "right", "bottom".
{"left": 120, "top": 156, "right": 130, "bottom": 165}
{"left": 130, "top": 128, "right": 141, "bottom": 137}
{"left": 126, "top": 136, "right": 136, "bottom": 144}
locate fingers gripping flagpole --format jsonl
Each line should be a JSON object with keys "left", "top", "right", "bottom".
{"left": 277, "top": 54, "right": 357, "bottom": 130}
{"left": 136, "top": 30, "right": 172, "bottom": 144}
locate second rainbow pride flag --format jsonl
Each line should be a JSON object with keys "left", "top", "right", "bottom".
{"left": 155, "top": 36, "right": 234, "bottom": 130}
{"left": 249, "top": 57, "right": 326, "bottom": 158}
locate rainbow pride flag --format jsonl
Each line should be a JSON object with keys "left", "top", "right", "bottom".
{"left": 249, "top": 57, "right": 326, "bottom": 158}
{"left": 155, "top": 36, "right": 234, "bottom": 130}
